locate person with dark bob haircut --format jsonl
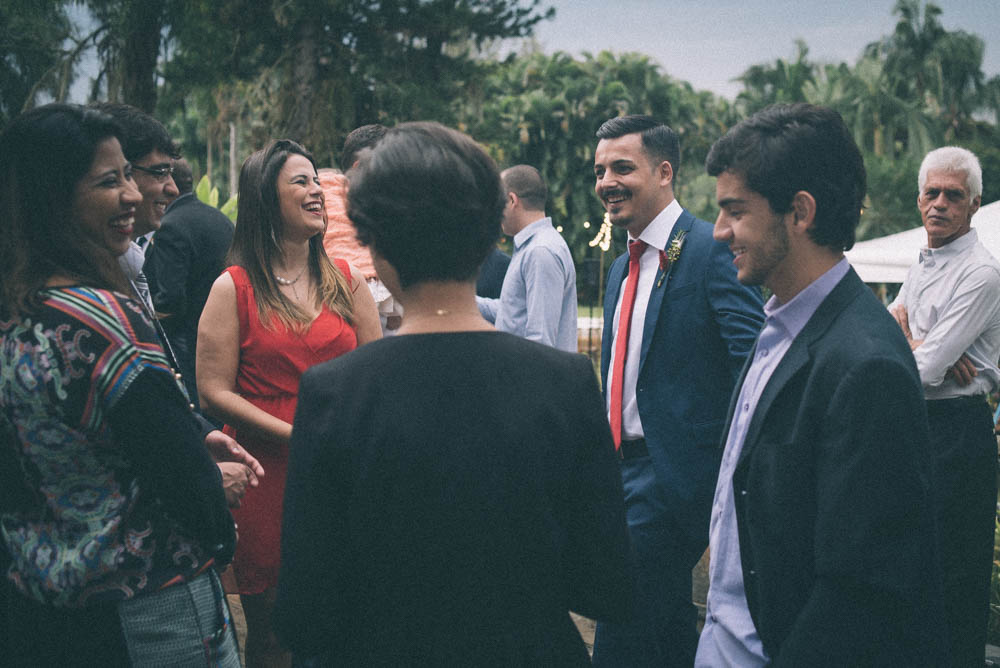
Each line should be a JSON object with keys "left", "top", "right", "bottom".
{"left": 274, "top": 122, "right": 633, "bottom": 665}
{"left": 705, "top": 103, "right": 866, "bottom": 252}
{"left": 0, "top": 104, "right": 242, "bottom": 665}
{"left": 348, "top": 122, "right": 505, "bottom": 288}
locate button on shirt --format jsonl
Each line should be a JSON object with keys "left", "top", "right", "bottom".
{"left": 889, "top": 229, "right": 1000, "bottom": 399}
{"left": 477, "top": 217, "right": 578, "bottom": 352}
{"left": 604, "top": 199, "right": 682, "bottom": 439}
{"left": 696, "top": 258, "right": 849, "bottom": 667}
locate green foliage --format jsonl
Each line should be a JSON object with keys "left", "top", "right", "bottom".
{"left": 0, "top": 0, "right": 72, "bottom": 125}
{"left": 194, "top": 174, "right": 237, "bottom": 222}
{"left": 195, "top": 174, "right": 218, "bottom": 208}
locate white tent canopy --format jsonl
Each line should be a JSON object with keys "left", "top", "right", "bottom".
{"left": 845, "top": 200, "right": 1000, "bottom": 283}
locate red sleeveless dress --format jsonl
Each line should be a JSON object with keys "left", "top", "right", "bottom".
{"left": 224, "top": 262, "right": 358, "bottom": 593}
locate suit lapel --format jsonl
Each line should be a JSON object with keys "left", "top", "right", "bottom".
{"left": 735, "top": 269, "right": 866, "bottom": 470}
{"left": 639, "top": 211, "right": 694, "bottom": 374}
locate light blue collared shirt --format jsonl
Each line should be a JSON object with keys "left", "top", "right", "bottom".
{"left": 696, "top": 258, "right": 850, "bottom": 667}
{"left": 477, "top": 217, "right": 578, "bottom": 351}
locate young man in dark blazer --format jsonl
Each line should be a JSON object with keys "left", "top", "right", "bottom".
{"left": 144, "top": 158, "right": 235, "bottom": 411}
{"left": 593, "top": 116, "right": 764, "bottom": 667}
{"left": 695, "top": 103, "right": 946, "bottom": 666}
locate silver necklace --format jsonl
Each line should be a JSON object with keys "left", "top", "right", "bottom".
{"left": 274, "top": 265, "right": 306, "bottom": 285}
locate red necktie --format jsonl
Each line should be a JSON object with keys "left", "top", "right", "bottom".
{"left": 609, "top": 239, "right": 646, "bottom": 449}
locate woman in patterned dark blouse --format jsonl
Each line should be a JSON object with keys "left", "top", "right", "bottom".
{"left": 0, "top": 104, "right": 241, "bottom": 665}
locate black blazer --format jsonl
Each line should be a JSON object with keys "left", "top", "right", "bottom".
{"left": 144, "top": 193, "right": 234, "bottom": 405}
{"left": 274, "top": 332, "right": 633, "bottom": 665}
{"left": 730, "top": 268, "right": 946, "bottom": 666}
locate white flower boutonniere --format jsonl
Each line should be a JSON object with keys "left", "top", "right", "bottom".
{"left": 656, "top": 230, "right": 687, "bottom": 288}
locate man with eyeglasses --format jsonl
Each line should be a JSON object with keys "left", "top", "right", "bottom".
{"left": 89, "top": 103, "right": 262, "bottom": 512}
{"left": 92, "top": 103, "right": 180, "bottom": 310}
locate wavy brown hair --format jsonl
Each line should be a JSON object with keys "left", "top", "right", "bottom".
{"left": 227, "top": 139, "right": 354, "bottom": 331}
{"left": 0, "top": 104, "right": 129, "bottom": 318}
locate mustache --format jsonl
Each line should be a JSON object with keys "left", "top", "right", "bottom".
{"left": 601, "top": 188, "right": 630, "bottom": 200}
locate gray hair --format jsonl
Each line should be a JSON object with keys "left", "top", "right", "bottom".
{"left": 918, "top": 147, "right": 983, "bottom": 202}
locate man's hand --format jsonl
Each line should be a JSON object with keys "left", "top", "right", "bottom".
{"left": 218, "top": 462, "right": 257, "bottom": 508}
{"left": 203, "top": 430, "right": 265, "bottom": 479}
{"left": 946, "top": 353, "right": 978, "bottom": 387}
{"left": 891, "top": 304, "right": 923, "bottom": 351}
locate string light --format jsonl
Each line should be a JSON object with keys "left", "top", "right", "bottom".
{"left": 588, "top": 212, "right": 613, "bottom": 252}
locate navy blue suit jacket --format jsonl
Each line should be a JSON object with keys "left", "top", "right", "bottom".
{"left": 600, "top": 209, "right": 764, "bottom": 554}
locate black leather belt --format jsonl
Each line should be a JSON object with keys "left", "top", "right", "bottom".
{"left": 619, "top": 438, "right": 648, "bottom": 460}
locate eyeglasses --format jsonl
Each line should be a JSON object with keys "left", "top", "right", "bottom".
{"left": 133, "top": 163, "right": 175, "bottom": 181}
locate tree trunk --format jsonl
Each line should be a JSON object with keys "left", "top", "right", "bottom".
{"left": 229, "top": 121, "right": 238, "bottom": 200}
{"left": 120, "top": 0, "right": 166, "bottom": 112}
{"left": 282, "top": 20, "right": 318, "bottom": 143}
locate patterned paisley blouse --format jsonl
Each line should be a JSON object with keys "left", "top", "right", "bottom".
{"left": 0, "top": 287, "right": 230, "bottom": 607}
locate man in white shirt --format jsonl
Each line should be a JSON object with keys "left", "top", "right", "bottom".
{"left": 890, "top": 146, "right": 1000, "bottom": 666}
{"left": 476, "top": 165, "right": 577, "bottom": 351}
{"left": 591, "top": 116, "right": 764, "bottom": 667}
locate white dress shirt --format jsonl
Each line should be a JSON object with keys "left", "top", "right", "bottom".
{"left": 605, "top": 199, "right": 682, "bottom": 438}
{"left": 889, "top": 229, "right": 1000, "bottom": 399}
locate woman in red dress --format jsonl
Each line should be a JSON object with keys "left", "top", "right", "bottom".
{"left": 198, "top": 140, "right": 381, "bottom": 666}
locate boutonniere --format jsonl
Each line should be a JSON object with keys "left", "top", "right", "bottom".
{"left": 656, "top": 230, "right": 687, "bottom": 287}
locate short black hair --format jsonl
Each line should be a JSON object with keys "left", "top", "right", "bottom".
{"left": 596, "top": 115, "right": 681, "bottom": 181}
{"left": 705, "top": 103, "right": 866, "bottom": 252}
{"left": 348, "top": 122, "right": 504, "bottom": 289}
{"left": 501, "top": 165, "right": 547, "bottom": 211}
{"left": 341, "top": 124, "right": 388, "bottom": 169}
{"left": 91, "top": 103, "right": 179, "bottom": 162}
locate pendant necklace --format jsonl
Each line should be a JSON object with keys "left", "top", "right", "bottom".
{"left": 275, "top": 265, "right": 307, "bottom": 300}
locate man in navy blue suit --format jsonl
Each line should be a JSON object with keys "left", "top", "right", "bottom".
{"left": 592, "top": 115, "right": 764, "bottom": 667}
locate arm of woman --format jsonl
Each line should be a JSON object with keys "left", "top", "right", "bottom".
{"left": 196, "top": 272, "right": 294, "bottom": 445}
{"left": 347, "top": 261, "right": 382, "bottom": 345}
{"left": 107, "top": 370, "right": 236, "bottom": 564}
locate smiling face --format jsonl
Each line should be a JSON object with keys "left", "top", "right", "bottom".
{"left": 277, "top": 153, "right": 325, "bottom": 241}
{"left": 713, "top": 169, "right": 792, "bottom": 292}
{"left": 131, "top": 149, "right": 179, "bottom": 237}
{"left": 919, "top": 168, "right": 980, "bottom": 249}
{"left": 594, "top": 133, "right": 673, "bottom": 238}
{"left": 72, "top": 137, "right": 143, "bottom": 257}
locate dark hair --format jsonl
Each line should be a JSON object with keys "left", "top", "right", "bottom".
{"left": 706, "top": 103, "right": 866, "bottom": 252}
{"left": 501, "top": 165, "right": 547, "bottom": 211}
{"left": 596, "top": 115, "right": 681, "bottom": 181}
{"left": 0, "top": 104, "right": 129, "bottom": 316}
{"left": 341, "top": 124, "right": 388, "bottom": 170}
{"left": 91, "top": 103, "right": 179, "bottom": 162}
{"left": 228, "top": 139, "right": 353, "bottom": 329}
{"left": 172, "top": 157, "right": 194, "bottom": 194}
{"left": 347, "top": 122, "right": 504, "bottom": 289}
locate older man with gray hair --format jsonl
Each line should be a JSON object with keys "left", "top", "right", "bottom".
{"left": 890, "top": 145, "right": 1000, "bottom": 666}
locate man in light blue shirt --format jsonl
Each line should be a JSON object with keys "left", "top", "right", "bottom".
{"left": 695, "top": 103, "right": 944, "bottom": 665}
{"left": 477, "top": 165, "right": 577, "bottom": 351}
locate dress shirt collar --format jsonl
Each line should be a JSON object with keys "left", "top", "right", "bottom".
{"left": 628, "top": 199, "right": 682, "bottom": 251}
{"left": 513, "top": 216, "right": 553, "bottom": 250}
{"left": 763, "top": 257, "right": 849, "bottom": 341}
{"left": 919, "top": 228, "right": 977, "bottom": 267}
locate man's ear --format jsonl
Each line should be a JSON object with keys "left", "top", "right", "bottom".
{"left": 658, "top": 160, "right": 674, "bottom": 188}
{"left": 790, "top": 191, "right": 817, "bottom": 230}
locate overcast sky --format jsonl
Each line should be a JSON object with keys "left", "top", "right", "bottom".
{"left": 523, "top": 0, "right": 1000, "bottom": 99}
